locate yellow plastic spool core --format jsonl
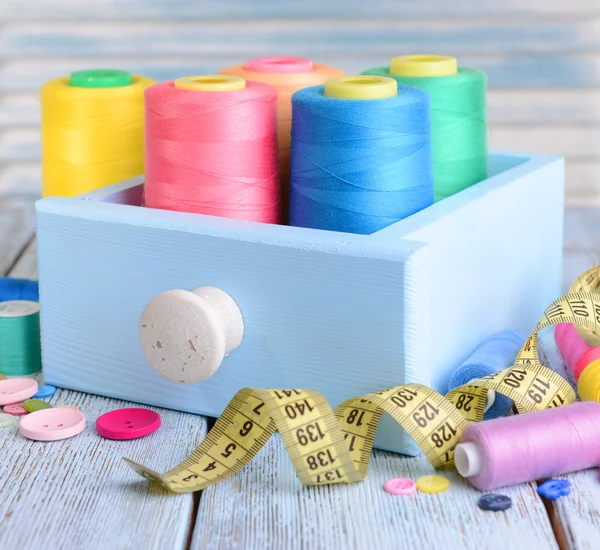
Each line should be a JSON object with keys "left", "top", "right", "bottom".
{"left": 390, "top": 55, "right": 458, "bottom": 77}
{"left": 324, "top": 75, "right": 397, "bottom": 100}
{"left": 174, "top": 75, "right": 246, "bottom": 92}
{"left": 577, "top": 358, "right": 600, "bottom": 402}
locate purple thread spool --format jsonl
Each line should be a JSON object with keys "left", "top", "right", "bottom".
{"left": 454, "top": 401, "right": 600, "bottom": 490}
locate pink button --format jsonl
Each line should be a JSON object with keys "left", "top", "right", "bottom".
{"left": 246, "top": 56, "right": 314, "bottom": 74}
{"left": 0, "top": 378, "right": 38, "bottom": 406}
{"left": 19, "top": 407, "right": 86, "bottom": 441}
{"left": 96, "top": 408, "right": 161, "bottom": 440}
{"left": 3, "top": 402, "right": 28, "bottom": 416}
{"left": 384, "top": 478, "right": 417, "bottom": 496}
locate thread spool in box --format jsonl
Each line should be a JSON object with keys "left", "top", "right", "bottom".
{"left": 555, "top": 322, "right": 600, "bottom": 402}
{"left": 220, "top": 57, "right": 344, "bottom": 221}
{"left": 454, "top": 401, "right": 600, "bottom": 490}
{"left": 362, "top": 55, "right": 487, "bottom": 202}
{"left": 289, "top": 75, "right": 434, "bottom": 234}
{"left": 143, "top": 75, "right": 280, "bottom": 224}
{"left": 41, "top": 69, "right": 154, "bottom": 197}
{"left": 0, "top": 301, "right": 42, "bottom": 377}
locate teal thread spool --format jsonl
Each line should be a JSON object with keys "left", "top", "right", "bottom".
{"left": 0, "top": 301, "right": 42, "bottom": 376}
{"left": 362, "top": 55, "right": 487, "bottom": 201}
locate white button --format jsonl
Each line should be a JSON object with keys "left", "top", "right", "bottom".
{"left": 140, "top": 286, "right": 244, "bottom": 384}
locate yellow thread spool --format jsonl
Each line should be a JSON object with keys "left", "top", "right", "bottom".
{"left": 174, "top": 75, "right": 246, "bottom": 92}
{"left": 41, "top": 69, "right": 155, "bottom": 197}
{"left": 390, "top": 55, "right": 458, "bottom": 77}
{"left": 324, "top": 75, "right": 397, "bottom": 100}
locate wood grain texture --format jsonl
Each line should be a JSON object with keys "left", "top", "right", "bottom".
{"left": 3, "top": 20, "right": 600, "bottom": 57}
{"left": 0, "top": 390, "right": 208, "bottom": 550}
{"left": 1, "top": 0, "right": 598, "bottom": 20}
{"left": 192, "top": 433, "right": 559, "bottom": 550}
{"left": 0, "top": 194, "right": 35, "bottom": 274}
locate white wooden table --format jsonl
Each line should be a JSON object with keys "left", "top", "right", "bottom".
{"left": 1, "top": 192, "right": 599, "bottom": 550}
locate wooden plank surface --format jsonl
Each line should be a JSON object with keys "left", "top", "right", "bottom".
{"left": 192, "top": 434, "right": 559, "bottom": 550}
{"left": 1, "top": 0, "right": 598, "bottom": 20}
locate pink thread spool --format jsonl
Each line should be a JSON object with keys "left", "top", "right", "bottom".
{"left": 454, "top": 401, "right": 600, "bottom": 490}
{"left": 143, "top": 75, "right": 280, "bottom": 224}
{"left": 555, "top": 323, "right": 600, "bottom": 401}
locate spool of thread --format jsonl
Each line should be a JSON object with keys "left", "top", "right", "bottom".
{"left": 144, "top": 75, "right": 280, "bottom": 224}
{"left": 0, "top": 277, "right": 39, "bottom": 302}
{"left": 447, "top": 329, "right": 528, "bottom": 420}
{"left": 454, "top": 401, "right": 600, "bottom": 490}
{"left": 0, "top": 301, "right": 42, "bottom": 376}
{"left": 289, "top": 75, "right": 434, "bottom": 234}
{"left": 41, "top": 69, "right": 154, "bottom": 197}
{"left": 555, "top": 322, "right": 600, "bottom": 402}
{"left": 362, "top": 55, "right": 487, "bottom": 202}
{"left": 219, "top": 57, "right": 344, "bottom": 221}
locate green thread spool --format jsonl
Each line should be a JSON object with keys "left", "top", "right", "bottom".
{"left": 0, "top": 301, "right": 42, "bottom": 376}
{"left": 362, "top": 55, "right": 487, "bottom": 202}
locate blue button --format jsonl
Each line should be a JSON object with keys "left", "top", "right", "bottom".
{"left": 33, "top": 385, "right": 57, "bottom": 399}
{"left": 478, "top": 493, "right": 512, "bottom": 511}
{"left": 537, "top": 479, "right": 571, "bottom": 500}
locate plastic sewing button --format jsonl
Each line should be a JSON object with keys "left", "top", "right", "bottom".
{"left": 33, "top": 385, "right": 57, "bottom": 399}
{"left": 96, "top": 408, "right": 161, "bottom": 440}
{"left": 478, "top": 493, "right": 512, "bottom": 511}
{"left": 538, "top": 479, "right": 571, "bottom": 500}
{"left": 0, "top": 412, "right": 14, "bottom": 428}
{"left": 19, "top": 407, "right": 86, "bottom": 441}
{"left": 0, "top": 378, "right": 38, "bottom": 405}
{"left": 3, "top": 402, "right": 28, "bottom": 416}
{"left": 0, "top": 373, "right": 6, "bottom": 380}
{"left": 24, "top": 399, "right": 52, "bottom": 413}
{"left": 384, "top": 478, "right": 416, "bottom": 496}
{"left": 416, "top": 475, "right": 450, "bottom": 494}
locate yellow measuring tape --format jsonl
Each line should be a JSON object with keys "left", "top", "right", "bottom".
{"left": 126, "top": 268, "right": 600, "bottom": 492}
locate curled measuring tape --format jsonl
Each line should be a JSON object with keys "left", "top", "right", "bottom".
{"left": 126, "top": 268, "right": 600, "bottom": 492}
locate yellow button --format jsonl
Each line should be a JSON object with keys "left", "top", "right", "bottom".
{"left": 416, "top": 475, "right": 450, "bottom": 493}
{"left": 0, "top": 373, "right": 6, "bottom": 381}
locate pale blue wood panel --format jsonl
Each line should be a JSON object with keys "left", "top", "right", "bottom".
{"left": 2, "top": 20, "right": 598, "bottom": 57}
{"left": 191, "top": 434, "right": 559, "bottom": 550}
{"left": 1, "top": 0, "right": 597, "bottom": 19}
{"left": 0, "top": 389, "right": 207, "bottom": 550}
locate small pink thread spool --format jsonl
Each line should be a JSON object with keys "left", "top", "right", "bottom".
{"left": 144, "top": 75, "right": 280, "bottom": 224}
{"left": 454, "top": 401, "right": 600, "bottom": 490}
{"left": 555, "top": 323, "right": 600, "bottom": 401}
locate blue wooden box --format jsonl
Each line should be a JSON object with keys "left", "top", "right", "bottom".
{"left": 35, "top": 152, "right": 564, "bottom": 455}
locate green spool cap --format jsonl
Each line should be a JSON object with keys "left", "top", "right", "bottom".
{"left": 69, "top": 69, "right": 133, "bottom": 88}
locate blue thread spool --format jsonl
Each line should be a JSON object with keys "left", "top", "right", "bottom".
{"left": 0, "top": 277, "right": 39, "bottom": 301}
{"left": 448, "top": 329, "right": 528, "bottom": 419}
{"left": 289, "top": 75, "right": 433, "bottom": 234}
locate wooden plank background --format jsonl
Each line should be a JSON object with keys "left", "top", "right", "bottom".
{"left": 0, "top": 0, "right": 599, "bottom": 203}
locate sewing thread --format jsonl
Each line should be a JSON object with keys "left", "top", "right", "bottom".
{"left": 362, "top": 55, "right": 487, "bottom": 201}
{"left": 455, "top": 401, "right": 600, "bottom": 490}
{"left": 41, "top": 69, "right": 154, "bottom": 197}
{"left": 0, "top": 301, "right": 42, "bottom": 376}
{"left": 144, "top": 75, "right": 280, "bottom": 223}
{"left": 220, "top": 58, "right": 344, "bottom": 222}
{"left": 0, "top": 277, "right": 39, "bottom": 302}
{"left": 289, "top": 76, "right": 433, "bottom": 234}
{"left": 448, "top": 329, "right": 528, "bottom": 419}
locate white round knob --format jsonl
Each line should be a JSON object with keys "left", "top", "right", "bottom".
{"left": 139, "top": 286, "right": 244, "bottom": 384}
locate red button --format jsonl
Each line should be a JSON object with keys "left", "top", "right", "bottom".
{"left": 96, "top": 408, "right": 161, "bottom": 440}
